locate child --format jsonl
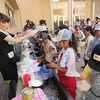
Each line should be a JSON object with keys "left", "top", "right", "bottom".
{"left": 40, "top": 26, "right": 52, "bottom": 41}
{"left": 74, "top": 24, "right": 85, "bottom": 61}
{"left": 80, "top": 44, "right": 100, "bottom": 100}
{"left": 47, "top": 29, "right": 80, "bottom": 100}
{"left": 41, "top": 33, "right": 57, "bottom": 53}
{"left": 38, "top": 33, "right": 57, "bottom": 63}
{"left": 87, "top": 23, "right": 100, "bottom": 58}
{"left": 82, "top": 26, "right": 94, "bottom": 68}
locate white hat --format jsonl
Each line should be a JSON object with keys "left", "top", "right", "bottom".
{"left": 52, "top": 29, "right": 72, "bottom": 42}
{"left": 96, "top": 14, "right": 100, "bottom": 18}
{"left": 56, "top": 29, "right": 72, "bottom": 42}
{"left": 35, "top": 26, "right": 48, "bottom": 32}
{"left": 40, "top": 26, "right": 48, "bottom": 32}
{"left": 95, "top": 23, "right": 100, "bottom": 31}
{"left": 52, "top": 37, "right": 57, "bottom": 42}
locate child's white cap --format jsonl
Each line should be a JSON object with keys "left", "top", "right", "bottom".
{"left": 56, "top": 29, "right": 72, "bottom": 42}
{"left": 96, "top": 14, "right": 100, "bottom": 18}
{"left": 95, "top": 23, "right": 100, "bottom": 31}
{"left": 40, "top": 26, "right": 48, "bottom": 32}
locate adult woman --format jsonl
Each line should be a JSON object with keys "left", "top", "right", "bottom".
{"left": 0, "top": 13, "right": 36, "bottom": 99}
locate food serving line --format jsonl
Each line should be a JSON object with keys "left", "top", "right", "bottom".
{"left": 14, "top": 39, "right": 70, "bottom": 100}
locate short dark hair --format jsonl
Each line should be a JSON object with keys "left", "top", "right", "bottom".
{"left": 59, "top": 24, "right": 69, "bottom": 30}
{"left": 85, "top": 26, "right": 94, "bottom": 36}
{"left": 39, "top": 19, "right": 46, "bottom": 25}
{"left": 0, "top": 13, "right": 10, "bottom": 23}
{"left": 26, "top": 19, "right": 30, "bottom": 23}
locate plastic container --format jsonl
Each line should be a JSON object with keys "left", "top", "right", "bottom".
{"left": 21, "top": 87, "right": 34, "bottom": 100}
{"left": 23, "top": 73, "right": 31, "bottom": 87}
{"left": 23, "top": 56, "right": 29, "bottom": 62}
{"left": 23, "top": 56, "right": 30, "bottom": 66}
{"left": 76, "top": 80, "right": 91, "bottom": 91}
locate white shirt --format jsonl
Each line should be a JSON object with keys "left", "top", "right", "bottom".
{"left": 84, "top": 35, "right": 94, "bottom": 60}
{"left": 57, "top": 48, "right": 80, "bottom": 77}
{"left": 75, "top": 30, "right": 85, "bottom": 41}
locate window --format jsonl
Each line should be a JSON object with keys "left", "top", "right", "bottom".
{"left": 74, "top": 8, "right": 78, "bottom": 15}
{"left": 5, "top": 4, "right": 15, "bottom": 27}
{"left": 79, "top": 7, "right": 85, "bottom": 14}
{"left": 53, "top": 9, "right": 63, "bottom": 15}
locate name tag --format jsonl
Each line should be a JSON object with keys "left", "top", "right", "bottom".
{"left": 93, "top": 54, "right": 100, "bottom": 61}
{"left": 8, "top": 51, "right": 14, "bottom": 58}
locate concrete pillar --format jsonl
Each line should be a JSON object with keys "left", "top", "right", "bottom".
{"left": 68, "top": 0, "right": 73, "bottom": 26}
{"left": 85, "top": 0, "right": 91, "bottom": 19}
{"left": 50, "top": 0, "right": 54, "bottom": 33}
{"left": 92, "top": 1, "right": 95, "bottom": 20}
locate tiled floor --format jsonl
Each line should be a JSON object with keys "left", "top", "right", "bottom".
{"left": 76, "top": 47, "right": 85, "bottom": 100}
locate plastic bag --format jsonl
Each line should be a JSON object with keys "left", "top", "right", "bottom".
{"left": 76, "top": 80, "right": 91, "bottom": 91}
{"left": 34, "top": 88, "right": 49, "bottom": 100}
{"left": 37, "top": 65, "right": 53, "bottom": 79}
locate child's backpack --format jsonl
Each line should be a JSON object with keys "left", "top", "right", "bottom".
{"left": 89, "top": 71, "right": 100, "bottom": 97}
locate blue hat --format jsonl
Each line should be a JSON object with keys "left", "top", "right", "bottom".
{"left": 75, "top": 23, "right": 81, "bottom": 26}
{"left": 56, "top": 29, "right": 72, "bottom": 42}
{"left": 75, "top": 23, "right": 81, "bottom": 28}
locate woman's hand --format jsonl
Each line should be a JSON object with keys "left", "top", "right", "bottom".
{"left": 25, "top": 29, "right": 37, "bottom": 37}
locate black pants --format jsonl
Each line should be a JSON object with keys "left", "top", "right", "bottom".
{"left": 8, "top": 80, "right": 17, "bottom": 100}
{"left": 84, "top": 59, "right": 88, "bottom": 67}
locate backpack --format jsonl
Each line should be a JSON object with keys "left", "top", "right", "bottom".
{"left": 90, "top": 71, "right": 100, "bottom": 97}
